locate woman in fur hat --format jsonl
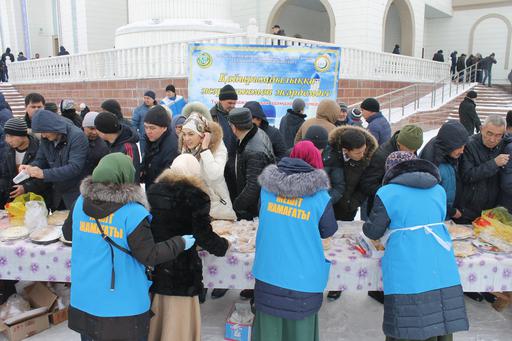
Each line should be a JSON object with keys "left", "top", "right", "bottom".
{"left": 180, "top": 112, "right": 236, "bottom": 221}
{"left": 147, "top": 154, "right": 229, "bottom": 341}
{"left": 252, "top": 142, "right": 337, "bottom": 341}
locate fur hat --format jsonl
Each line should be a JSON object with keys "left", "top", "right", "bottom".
{"left": 181, "top": 101, "right": 213, "bottom": 121}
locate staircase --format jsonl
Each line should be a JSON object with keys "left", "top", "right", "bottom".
{"left": 399, "top": 84, "right": 512, "bottom": 131}
{"left": 0, "top": 83, "right": 26, "bottom": 116}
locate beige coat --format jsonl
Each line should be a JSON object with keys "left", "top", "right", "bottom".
{"left": 294, "top": 99, "right": 339, "bottom": 144}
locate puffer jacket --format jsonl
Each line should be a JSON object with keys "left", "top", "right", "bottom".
{"left": 363, "top": 159, "right": 468, "bottom": 340}
{"left": 366, "top": 112, "right": 391, "bottom": 145}
{"left": 30, "top": 110, "right": 89, "bottom": 210}
{"left": 279, "top": 108, "right": 306, "bottom": 149}
{"left": 147, "top": 169, "right": 229, "bottom": 297}
{"left": 141, "top": 127, "right": 179, "bottom": 188}
{"left": 234, "top": 124, "right": 275, "bottom": 220}
{"left": 327, "top": 126, "right": 378, "bottom": 220}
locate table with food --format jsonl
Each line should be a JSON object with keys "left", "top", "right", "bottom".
{"left": 1, "top": 207, "right": 512, "bottom": 292}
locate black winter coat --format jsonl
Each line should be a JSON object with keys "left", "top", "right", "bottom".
{"left": 83, "top": 138, "right": 109, "bottom": 177}
{"left": 359, "top": 131, "right": 400, "bottom": 214}
{"left": 458, "top": 133, "right": 508, "bottom": 223}
{"left": 458, "top": 97, "right": 481, "bottom": 135}
{"left": 433, "top": 52, "right": 444, "bottom": 62}
{"left": 457, "top": 56, "right": 466, "bottom": 72}
{"left": 234, "top": 125, "right": 275, "bottom": 220}
{"left": 141, "top": 128, "right": 179, "bottom": 188}
{"left": 0, "top": 135, "right": 44, "bottom": 207}
{"left": 147, "top": 170, "right": 228, "bottom": 296}
{"left": 279, "top": 109, "right": 307, "bottom": 149}
{"left": 107, "top": 125, "right": 141, "bottom": 181}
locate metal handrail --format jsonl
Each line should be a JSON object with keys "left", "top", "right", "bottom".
{"left": 350, "top": 61, "right": 479, "bottom": 121}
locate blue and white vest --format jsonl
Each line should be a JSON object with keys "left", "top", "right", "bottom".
{"left": 70, "top": 195, "right": 151, "bottom": 317}
{"left": 253, "top": 188, "right": 331, "bottom": 293}
{"left": 377, "top": 183, "right": 461, "bottom": 295}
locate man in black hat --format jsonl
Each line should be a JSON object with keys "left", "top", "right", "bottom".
{"left": 160, "top": 84, "right": 186, "bottom": 116}
{"left": 132, "top": 90, "right": 157, "bottom": 154}
{"left": 458, "top": 90, "right": 480, "bottom": 135}
{"left": 0, "top": 117, "right": 43, "bottom": 207}
{"left": 101, "top": 99, "right": 131, "bottom": 126}
{"left": 95, "top": 112, "right": 141, "bottom": 180}
{"left": 360, "top": 97, "right": 391, "bottom": 145}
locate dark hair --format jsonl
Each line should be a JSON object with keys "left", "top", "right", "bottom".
{"left": 507, "top": 111, "right": 512, "bottom": 129}
{"left": 272, "top": 25, "right": 280, "bottom": 29}
{"left": 24, "top": 93, "right": 45, "bottom": 106}
{"left": 165, "top": 84, "right": 176, "bottom": 92}
{"left": 340, "top": 130, "right": 366, "bottom": 150}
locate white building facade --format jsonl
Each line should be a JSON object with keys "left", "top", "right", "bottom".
{"left": 1, "top": 0, "right": 510, "bottom": 82}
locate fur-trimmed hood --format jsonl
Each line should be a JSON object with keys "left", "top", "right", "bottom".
{"left": 382, "top": 159, "right": 441, "bottom": 189}
{"left": 328, "top": 125, "right": 378, "bottom": 159}
{"left": 178, "top": 120, "right": 223, "bottom": 153}
{"left": 181, "top": 101, "right": 213, "bottom": 122}
{"left": 156, "top": 169, "right": 208, "bottom": 194}
{"left": 258, "top": 159, "right": 330, "bottom": 198}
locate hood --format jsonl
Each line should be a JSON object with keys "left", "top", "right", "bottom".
{"left": 286, "top": 108, "right": 307, "bottom": 119}
{"left": 430, "top": 121, "right": 469, "bottom": 165}
{"left": 80, "top": 177, "right": 149, "bottom": 218}
{"left": 316, "top": 99, "right": 339, "bottom": 124}
{"left": 258, "top": 158, "right": 330, "bottom": 198}
{"left": 31, "top": 110, "right": 68, "bottom": 134}
{"left": 382, "top": 159, "right": 441, "bottom": 189}
{"left": 182, "top": 102, "right": 213, "bottom": 121}
{"left": 155, "top": 168, "right": 208, "bottom": 193}
{"left": 114, "top": 124, "right": 139, "bottom": 145}
{"left": 328, "top": 125, "right": 378, "bottom": 159}
{"left": 171, "top": 114, "right": 186, "bottom": 133}
{"left": 244, "top": 101, "right": 267, "bottom": 124}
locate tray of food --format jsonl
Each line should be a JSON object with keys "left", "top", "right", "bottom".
{"left": 445, "top": 221, "right": 474, "bottom": 240}
{"left": 29, "top": 225, "right": 62, "bottom": 245}
{"left": 453, "top": 240, "right": 478, "bottom": 257}
{"left": 0, "top": 226, "right": 29, "bottom": 241}
{"left": 47, "top": 211, "right": 69, "bottom": 226}
{"left": 472, "top": 239, "right": 509, "bottom": 254}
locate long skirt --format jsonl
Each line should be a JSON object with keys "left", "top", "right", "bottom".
{"left": 252, "top": 310, "right": 319, "bottom": 341}
{"left": 385, "top": 335, "right": 453, "bottom": 341}
{"left": 148, "top": 294, "right": 201, "bottom": 341}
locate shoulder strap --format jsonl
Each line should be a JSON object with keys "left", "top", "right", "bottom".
{"left": 94, "top": 218, "right": 132, "bottom": 256}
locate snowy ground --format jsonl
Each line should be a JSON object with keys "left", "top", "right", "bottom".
{"left": 9, "top": 290, "right": 512, "bottom": 341}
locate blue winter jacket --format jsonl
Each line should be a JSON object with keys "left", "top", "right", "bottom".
{"left": 366, "top": 112, "right": 391, "bottom": 145}
{"left": 131, "top": 103, "right": 150, "bottom": 152}
{"left": 30, "top": 110, "right": 89, "bottom": 209}
{"left": 0, "top": 93, "right": 13, "bottom": 128}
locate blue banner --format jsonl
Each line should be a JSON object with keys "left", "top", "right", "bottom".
{"left": 188, "top": 44, "right": 341, "bottom": 126}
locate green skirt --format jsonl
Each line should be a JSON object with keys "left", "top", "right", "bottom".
{"left": 385, "top": 334, "right": 453, "bottom": 341}
{"left": 252, "top": 310, "right": 319, "bottom": 341}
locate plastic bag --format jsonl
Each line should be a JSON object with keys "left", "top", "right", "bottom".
{"left": 5, "top": 193, "right": 45, "bottom": 224}
{"left": 0, "top": 294, "right": 31, "bottom": 321}
{"left": 228, "top": 303, "right": 254, "bottom": 324}
{"left": 473, "top": 207, "right": 512, "bottom": 243}
{"left": 24, "top": 201, "right": 48, "bottom": 232}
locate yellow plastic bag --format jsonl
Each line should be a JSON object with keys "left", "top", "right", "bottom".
{"left": 5, "top": 193, "right": 45, "bottom": 223}
{"left": 473, "top": 207, "right": 512, "bottom": 243}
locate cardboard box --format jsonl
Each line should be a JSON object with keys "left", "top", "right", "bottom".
{"left": 49, "top": 306, "right": 68, "bottom": 325}
{"left": 0, "top": 283, "right": 57, "bottom": 341}
{"left": 224, "top": 303, "right": 253, "bottom": 341}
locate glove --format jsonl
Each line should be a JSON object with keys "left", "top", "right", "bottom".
{"left": 182, "top": 235, "right": 196, "bottom": 250}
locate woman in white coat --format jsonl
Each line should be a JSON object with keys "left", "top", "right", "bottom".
{"left": 180, "top": 112, "right": 236, "bottom": 221}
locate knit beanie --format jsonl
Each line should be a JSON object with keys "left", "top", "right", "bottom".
{"left": 339, "top": 102, "right": 348, "bottom": 112}
{"left": 94, "top": 112, "right": 122, "bottom": 134}
{"left": 467, "top": 90, "right": 477, "bottom": 99}
{"left": 290, "top": 140, "right": 324, "bottom": 169}
{"left": 292, "top": 98, "right": 305, "bottom": 113}
{"left": 44, "top": 102, "right": 58, "bottom": 113}
{"left": 182, "top": 113, "right": 208, "bottom": 136}
{"left": 304, "top": 125, "right": 329, "bottom": 150}
{"left": 144, "top": 90, "right": 156, "bottom": 100}
{"left": 385, "top": 151, "right": 417, "bottom": 172}
{"left": 82, "top": 111, "right": 100, "bottom": 128}
{"left": 219, "top": 84, "right": 238, "bottom": 101}
{"left": 144, "top": 105, "right": 171, "bottom": 127}
{"left": 397, "top": 125, "right": 424, "bottom": 151}
{"left": 4, "top": 117, "right": 28, "bottom": 136}
{"left": 170, "top": 154, "right": 201, "bottom": 178}
{"left": 361, "top": 98, "right": 380, "bottom": 113}
{"left": 350, "top": 108, "right": 362, "bottom": 120}
{"left": 101, "top": 99, "right": 123, "bottom": 120}
{"left": 92, "top": 153, "right": 135, "bottom": 184}
{"left": 228, "top": 107, "right": 253, "bottom": 130}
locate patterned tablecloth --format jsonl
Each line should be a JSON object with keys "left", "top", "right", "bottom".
{"left": 0, "top": 223, "right": 511, "bottom": 292}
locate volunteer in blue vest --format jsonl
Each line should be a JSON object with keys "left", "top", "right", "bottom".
{"left": 252, "top": 140, "right": 337, "bottom": 341}
{"left": 62, "top": 153, "right": 196, "bottom": 341}
{"left": 363, "top": 151, "right": 469, "bottom": 341}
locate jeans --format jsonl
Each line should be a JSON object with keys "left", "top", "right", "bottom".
{"left": 482, "top": 68, "right": 492, "bottom": 86}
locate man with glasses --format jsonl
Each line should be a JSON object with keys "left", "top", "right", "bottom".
{"left": 458, "top": 115, "right": 510, "bottom": 224}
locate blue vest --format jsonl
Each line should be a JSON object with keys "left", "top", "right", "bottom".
{"left": 377, "top": 183, "right": 461, "bottom": 295}
{"left": 253, "top": 188, "right": 331, "bottom": 293}
{"left": 70, "top": 195, "right": 151, "bottom": 317}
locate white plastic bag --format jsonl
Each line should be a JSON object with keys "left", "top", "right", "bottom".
{"left": 24, "top": 201, "right": 48, "bottom": 232}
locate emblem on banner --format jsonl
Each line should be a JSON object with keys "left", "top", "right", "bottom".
{"left": 197, "top": 52, "right": 213, "bottom": 68}
{"left": 314, "top": 54, "right": 331, "bottom": 72}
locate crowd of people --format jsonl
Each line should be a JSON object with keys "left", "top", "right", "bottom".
{"left": 0, "top": 80, "right": 512, "bottom": 341}
{"left": 446, "top": 50, "right": 498, "bottom": 86}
